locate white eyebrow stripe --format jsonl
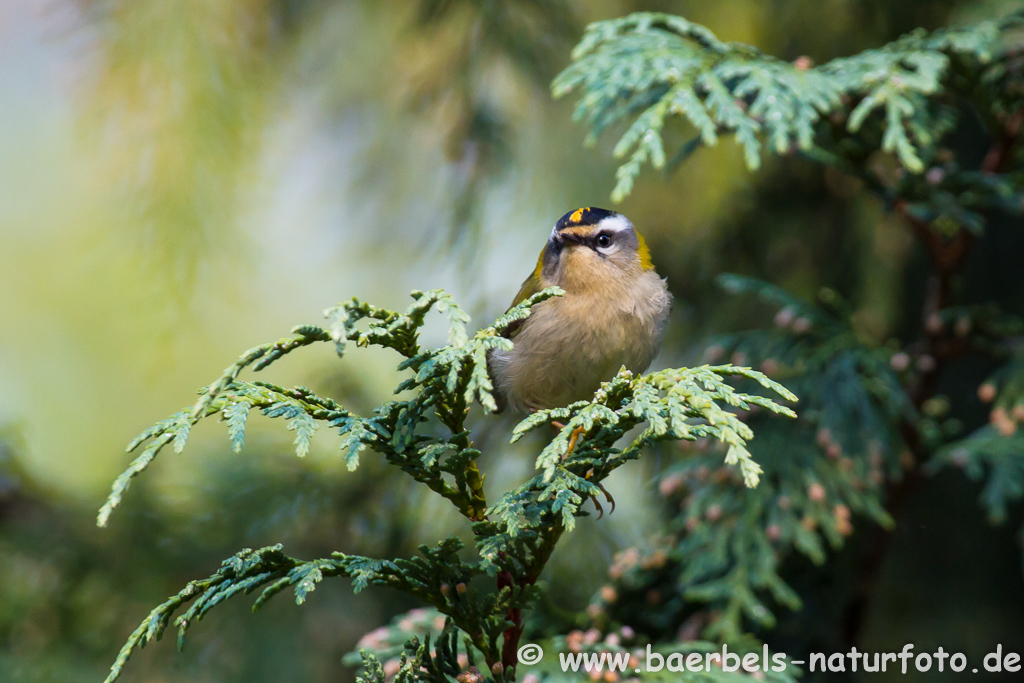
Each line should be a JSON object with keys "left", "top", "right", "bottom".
{"left": 598, "top": 214, "right": 633, "bottom": 233}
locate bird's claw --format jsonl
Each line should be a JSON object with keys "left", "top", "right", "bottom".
{"left": 550, "top": 423, "right": 586, "bottom": 461}
{"left": 565, "top": 426, "right": 586, "bottom": 458}
{"left": 584, "top": 468, "right": 616, "bottom": 518}
{"left": 549, "top": 423, "right": 614, "bottom": 516}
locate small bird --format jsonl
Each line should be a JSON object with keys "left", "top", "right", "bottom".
{"left": 489, "top": 207, "right": 672, "bottom": 414}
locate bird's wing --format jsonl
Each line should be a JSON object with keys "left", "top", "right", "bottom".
{"left": 502, "top": 253, "right": 546, "bottom": 339}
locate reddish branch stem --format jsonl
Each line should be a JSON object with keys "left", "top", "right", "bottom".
{"left": 496, "top": 525, "right": 564, "bottom": 674}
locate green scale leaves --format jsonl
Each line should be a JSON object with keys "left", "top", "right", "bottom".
{"left": 553, "top": 11, "right": 1018, "bottom": 201}
{"left": 99, "top": 287, "right": 795, "bottom": 683}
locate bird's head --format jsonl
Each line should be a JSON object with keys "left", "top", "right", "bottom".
{"left": 535, "top": 207, "right": 654, "bottom": 290}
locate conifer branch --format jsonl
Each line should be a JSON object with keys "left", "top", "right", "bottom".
{"left": 555, "top": 11, "right": 1023, "bottom": 205}
{"left": 100, "top": 287, "right": 796, "bottom": 682}
{"left": 558, "top": 8, "right": 1024, "bottom": 649}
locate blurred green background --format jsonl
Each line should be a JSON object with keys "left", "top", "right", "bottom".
{"left": 2, "top": 1, "right": 1022, "bottom": 681}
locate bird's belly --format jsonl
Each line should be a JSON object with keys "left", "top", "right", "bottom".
{"left": 493, "top": 292, "right": 665, "bottom": 411}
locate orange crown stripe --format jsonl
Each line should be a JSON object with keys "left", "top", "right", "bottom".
{"left": 569, "top": 207, "right": 589, "bottom": 224}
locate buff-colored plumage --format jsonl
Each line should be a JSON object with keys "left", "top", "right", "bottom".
{"left": 489, "top": 208, "right": 671, "bottom": 412}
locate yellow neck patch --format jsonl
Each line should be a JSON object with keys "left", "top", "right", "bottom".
{"left": 532, "top": 248, "right": 545, "bottom": 279}
{"left": 636, "top": 230, "right": 654, "bottom": 270}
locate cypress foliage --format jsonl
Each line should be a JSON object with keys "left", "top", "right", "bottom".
{"left": 557, "top": 8, "right": 1024, "bottom": 653}
{"left": 100, "top": 288, "right": 795, "bottom": 683}
{"left": 98, "top": 6, "right": 1024, "bottom": 681}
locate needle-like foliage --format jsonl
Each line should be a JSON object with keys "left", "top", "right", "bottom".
{"left": 99, "top": 287, "right": 795, "bottom": 683}
{"left": 930, "top": 351, "right": 1024, "bottom": 562}
{"left": 554, "top": 11, "right": 1023, "bottom": 202}
{"left": 589, "top": 276, "right": 907, "bottom": 643}
{"left": 554, "top": 7, "right": 1024, "bottom": 651}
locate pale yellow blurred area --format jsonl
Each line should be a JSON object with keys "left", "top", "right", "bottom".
{"left": 0, "top": 0, "right": 437, "bottom": 498}
{"left": 0, "top": 0, "right": 768, "bottom": 511}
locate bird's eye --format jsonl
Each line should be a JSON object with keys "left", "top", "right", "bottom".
{"left": 597, "top": 234, "right": 612, "bottom": 248}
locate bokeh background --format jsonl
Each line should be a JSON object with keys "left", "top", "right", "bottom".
{"left": 2, "top": 1, "right": 1023, "bottom": 681}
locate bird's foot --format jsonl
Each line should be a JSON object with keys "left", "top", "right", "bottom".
{"left": 549, "top": 422, "right": 585, "bottom": 461}
{"left": 584, "top": 468, "right": 616, "bottom": 519}
{"left": 565, "top": 426, "right": 586, "bottom": 458}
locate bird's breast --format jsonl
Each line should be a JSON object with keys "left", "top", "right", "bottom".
{"left": 490, "top": 271, "right": 671, "bottom": 412}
